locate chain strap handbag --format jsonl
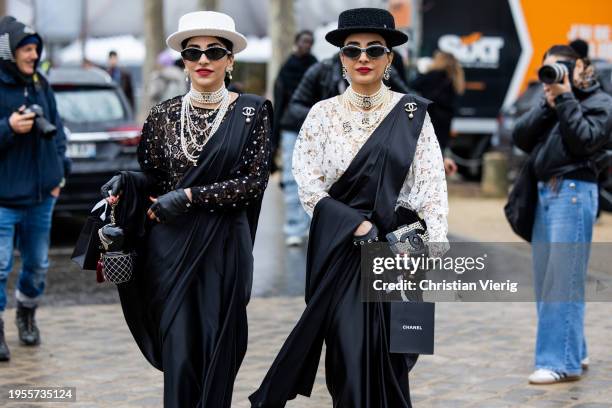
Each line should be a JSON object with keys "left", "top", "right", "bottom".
{"left": 98, "top": 203, "right": 136, "bottom": 285}
{"left": 385, "top": 220, "right": 430, "bottom": 256}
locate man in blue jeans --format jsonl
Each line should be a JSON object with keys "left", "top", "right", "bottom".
{"left": 272, "top": 31, "right": 317, "bottom": 246}
{"left": 0, "top": 16, "right": 70, "bottom": 361}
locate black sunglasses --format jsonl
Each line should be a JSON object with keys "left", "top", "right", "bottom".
{"left": 340, "top": 45, "right": 390, "bottom": 59}
{"left": 181, "top": 47, "right": 232, "bottom": 62}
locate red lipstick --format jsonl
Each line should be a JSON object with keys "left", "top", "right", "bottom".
{"left": 356, "top": 67, "right": 373, "bottom": 74}
{"left": 195, "top": 68, "right": 213, "bottom": 77}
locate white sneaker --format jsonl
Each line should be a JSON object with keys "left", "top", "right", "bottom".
{"left": 581, "top": 357, "right": 590, "bottom": 369}
{"left": 285, "top": 236, "right": 304, "bottom": 247}
{"left": 528, "top": 369, "right": 580, "bottom": 384}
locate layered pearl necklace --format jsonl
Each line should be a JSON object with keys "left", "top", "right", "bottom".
{"left": 341, "top": 84, "right": 391, "bottom": 133}
{"left": 180, "top": 85, "right": 230, "bottom": 166}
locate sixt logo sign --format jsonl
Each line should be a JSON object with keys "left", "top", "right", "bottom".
{"left": 438, "top": 32, "right": 505, "bottom": 69}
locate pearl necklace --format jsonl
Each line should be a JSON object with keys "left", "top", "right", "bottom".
{"left": 188, "top": 85, "right": 226, "bottom": 104}
{"left": 343, "top": 84, "right": 389, "bottom": 110}
{"left": 341, "top": 84, "right": 391, "bottom": 133}
{"left": 179, "top": 86, "right": 230, "bottom": 166}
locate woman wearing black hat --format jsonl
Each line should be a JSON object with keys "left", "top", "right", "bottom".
{"left": 99, "top": 11, "right": 272, "bottom": 408}
{"left": 250, "top": 8, "right": 448, "bottom": 408}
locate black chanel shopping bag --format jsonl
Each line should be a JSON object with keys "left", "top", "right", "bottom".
{"left": 389, "top": 301, "right": 435, "bottom": 354}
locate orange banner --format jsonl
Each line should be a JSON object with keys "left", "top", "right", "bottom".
{"left": 520, "top": 0, "right": 612, "bottom": 90}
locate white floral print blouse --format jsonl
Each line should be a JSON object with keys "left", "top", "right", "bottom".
{"left": 292, "top": 91, "right": 449, "bottom": 255}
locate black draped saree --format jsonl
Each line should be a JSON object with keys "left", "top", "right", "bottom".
{"left": 250, "top": 95, "right": 431, "bottom": 408}
{"left": 116, "top": 94, "right": 272, "bottom": 408}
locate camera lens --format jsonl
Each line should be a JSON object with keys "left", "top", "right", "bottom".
{"left": 538, "top": 63, "right": 568, "bottom": 84}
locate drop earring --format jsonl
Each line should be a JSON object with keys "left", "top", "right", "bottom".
{"left": 226, "top": 68, "right": 233, "bottom": 81}
{"left": 383, "top": 65, "right": 391, "bottom": 81}
{"left": 184, "top": 70, "right": 189, "bottom": 83}
{"left": 342, "top": 66, "right": 351, "bottom": 84}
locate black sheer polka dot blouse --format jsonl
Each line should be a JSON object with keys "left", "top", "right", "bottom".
{"left": 137, "top": 95, "right": 271, "bottom": 211}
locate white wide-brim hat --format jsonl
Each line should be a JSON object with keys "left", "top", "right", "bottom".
{"left": 166, "top": 11, "right": 248, "bottom": 54}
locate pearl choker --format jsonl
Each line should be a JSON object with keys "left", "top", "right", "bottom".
{"left": 343, "top": 84, "right": 389, "bottom": 110}
{"left": 188, "top": 85, "right": 227, "bottom": 105}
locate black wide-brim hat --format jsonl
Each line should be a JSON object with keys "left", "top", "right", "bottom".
{"left": 325, "top": 8, "right": 408, "bottom": 48}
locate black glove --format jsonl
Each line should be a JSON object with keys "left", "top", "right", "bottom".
{"left": 353, "top": 223, "right": 379, "bottom": 246}
{"left": 149, "top": 189, "right": 191, "bottom": 223}
{"left": 101, "top": 174, "right": 123, "bottom": 198}
{"left": 100, "top": 171, "right": 153, "bottom": 199}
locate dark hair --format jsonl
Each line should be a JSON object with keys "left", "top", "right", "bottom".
{"left": 569, "top": 39, "right": 589, "bottom": 59}
{"left": 544, "top": 44, "right": 595, "bottom": 88}
{"left": 543, "top": 45, "right": 580, "bottom": 62}
{"left": 295, "top": 30, "right": 314, "bottom": 44}
{"left": 181, "top": 36, "right": 234, "bottom": 52}
{"left": 108, "top": 50, "right": 117, "bottom": 58}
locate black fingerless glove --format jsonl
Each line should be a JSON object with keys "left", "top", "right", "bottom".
{"left": 149, "top": 189, "right": 191, "bottom": 223}
{"left": 353, "top": 224, "right": 379, "bottom": 246}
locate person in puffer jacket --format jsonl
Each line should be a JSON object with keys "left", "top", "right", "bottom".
{"left": 513, "top": 44, "right": 612, "bottom": 385}
{"left": 0, "top": 15, "right": 71, "bottom": 362}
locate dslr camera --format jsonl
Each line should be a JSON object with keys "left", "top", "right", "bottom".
{"left": 23, "top": 104, "right": 57, "bottom": 139}
{"left": 538, "top": 60, "right": 575, "bottom": 85}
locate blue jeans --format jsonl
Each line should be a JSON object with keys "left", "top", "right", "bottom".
{"left": 531, "top": 179, "right": 598, "bottom": 375}
{"left": 281, "top": 130, "right": 310, "bottom": 237}
{"left": 0, "top": 197, "right": 56, "bottom": 311}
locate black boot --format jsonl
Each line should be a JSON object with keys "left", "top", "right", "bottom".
{"left": 15, "top": 302, "right": 40, "bottom": 346}
{"left": 0, "top": 317, "right": 10, "bottom": 361}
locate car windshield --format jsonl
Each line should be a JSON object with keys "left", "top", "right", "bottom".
{"left": 54, "top": 88, "right": 126, "bottom": 124}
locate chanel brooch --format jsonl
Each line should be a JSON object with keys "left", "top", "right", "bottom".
{"left": 242, "top": 106, "right": 255, "bottom": 123}
{"left": 404, "top": 102, "right": 417, "bottom": 119}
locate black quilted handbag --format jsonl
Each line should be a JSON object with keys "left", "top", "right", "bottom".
{"left": 98, "top": 203, "right": 136, "bottom": 285}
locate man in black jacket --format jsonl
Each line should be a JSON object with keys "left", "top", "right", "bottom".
{"left": 273, "top": 30, "right": 317, "bottom": 246}
{"left": 0, "top": 16, "right": 70, "bottom": 361}
{"left": 513, "top": 45, "right": 612, "bottom": 385}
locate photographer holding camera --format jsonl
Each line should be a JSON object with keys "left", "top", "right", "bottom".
{"left": 513, "top": 45, "right": 612, "bottom": 384}
{"left": 0, "top": 16, "right": 70, "bottom": 362}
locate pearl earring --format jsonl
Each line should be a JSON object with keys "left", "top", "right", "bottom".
{"left": 184, "top": 70, "right": 189, "bottom": 83}
{"left": 226, "top": 68, "right": 233, "bottom": 80}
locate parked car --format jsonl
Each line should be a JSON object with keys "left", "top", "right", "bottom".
{"left": 48, "top": 67, "right": 141, "bottom": 214}
{"left": 494, "top": 60, "right": 612, "bottom": 211}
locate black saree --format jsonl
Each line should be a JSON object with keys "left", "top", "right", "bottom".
{"left": 116, "top": 94, "right": 271, "bottom": 408}
{"left": 250, "top": 95, "right": 431, "bottom": 408}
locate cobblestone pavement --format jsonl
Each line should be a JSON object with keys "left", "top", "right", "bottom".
{"left": 1, "top": 181, "right": 612, "bottom": 407}
{"left": 1, "top": 300, "right": 612, "bottom": 407}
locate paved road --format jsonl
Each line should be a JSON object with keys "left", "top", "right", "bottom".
{"left": 1, "top": 301, "right": 611, "bottom": 407}
{"left": 1, "top": 181, "right": 612, "bottom": 407}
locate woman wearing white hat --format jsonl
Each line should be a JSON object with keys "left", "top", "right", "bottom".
{"left": 100, "top": 11, "right": 272, "bottom": 407}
